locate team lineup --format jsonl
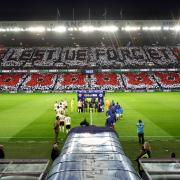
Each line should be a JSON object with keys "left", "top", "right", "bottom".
{"left": 54, "top": 100, "right": 71, "bottom": 142}
{"left": 53, "top": 97, "right": 124, "bottom": 143}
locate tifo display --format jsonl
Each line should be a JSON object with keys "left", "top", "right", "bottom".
{"left": 0, "top": 46, "right": 180, "bottom": 69}
{"left": 0, "top": 72, "right": 180, "bottom": 92}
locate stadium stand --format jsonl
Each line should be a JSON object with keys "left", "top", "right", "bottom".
{"left": 122, "top": 72, "right": 158, "bottom": 90}
{"left": 1, "top": 72, "right": 180, "bottom": 92}
{"left": 0, "top": 74, "right": 25, "bottom": 91}
{"left": 0, "top": 46, "right": 180, "bottom": 69}
{"left": 0, "top": 44, "right": 180, "bottom": 92}
{"left": 91, "top": 73, "right": 123, "bottom": 90}
{"left": 172, "top": 47, "right": 180, "bottom": 60}
{"left": 21, "top": 73, "right": 57, "bottom": 91}
{"left": 55, "top": 73, "right": 87, "bottom": 90}
{"left": 144, "top": 46, "right": 179, "bottom": 68}
{"left": 154, "top": 72, "right": 180, "bottom": 90}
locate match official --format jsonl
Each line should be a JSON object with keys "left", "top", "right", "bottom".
{"left": 136, "top": 120, "right": 144, "bottom": 144}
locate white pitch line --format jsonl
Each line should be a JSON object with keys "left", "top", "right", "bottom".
{"left": 119, "top": 136, "right": 180, "bottom": 137}
{"left": 0, "top": 137, "right": 55, "bottom": 139}
{"left": 0, "top": 136, "right": 180, "bottom": 138}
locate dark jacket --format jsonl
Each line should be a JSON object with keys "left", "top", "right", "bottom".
{"left": 80, "top": 119, "right": 89, "bottom": 127}
{"left": 0, "top": 149, "right": 5, "bottom": 159}
{"left": 51, "top": 148, "right": 60, "bottom": 161}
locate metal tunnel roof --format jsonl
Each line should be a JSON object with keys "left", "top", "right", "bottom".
{"left": 46, "top": 126, "right": 141, "bottom": 180}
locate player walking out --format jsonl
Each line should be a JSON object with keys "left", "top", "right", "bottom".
{"left": 65, "top": 114, "right": 71, "bottom": 134}
{"left": 64, "top": 99, "right": 68, "bottom": 112}
{"left": 54, "top": 101, "right": 59, "bottom": 110}
{"left": 59, "top": 113, "right": 65, "bottom": 133}
{"left": 54, "top": 116, "right": 60, "bottom": 143}
{"left": 55, "top": 106, "right": 63, "bottom": 118}
{"left": 78, "top": 100, "right": 82, "bottom": 113}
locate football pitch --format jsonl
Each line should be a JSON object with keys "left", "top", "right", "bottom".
{"left": 1, "top": 92, "right": 180, "bottom": 162}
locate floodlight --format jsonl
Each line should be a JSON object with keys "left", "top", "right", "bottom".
{"left": 98, "top": 26, "right": 118, "bottom": 32}
{"left": 0, "top": 28, "right": 6, "bottom": 32}
{"left": 163, "top": 26, "right": 170, "bottom": 31}
{"left": 79, "top": 26, "right": 95, "bottom": 32}
{"left": 122, "top": 26, "right": 140, "bottom": 31}
{"left": 10, "top": 27, "right": 24, "bottom": 32}
{"left": 26, "top": 26, "right": 45, "bottom": 32}
{"left": 52, "top": 26, "right": 66, "bottom": 32}
{"left": 170, "top": 25, "right": 180, "bottom": 31}
{"left": 47, "top": 28, "right": 52, "bottom": 31}
{"left": 142, "top": 26, "right": 161, "bottom": 31}
{"left": 0, "top": 27, "right": 24, "bottom": 32}
{"left": 68, "top": 27, "right": 74, "bottom": 31}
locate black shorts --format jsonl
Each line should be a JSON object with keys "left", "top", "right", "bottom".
{"left": 66, "top": 125, "right": 71, "bottom": 129}
{"left": 60, "top": 121, "right": 64, "bottom": 126}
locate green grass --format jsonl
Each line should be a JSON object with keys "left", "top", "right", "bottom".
{"left": 0, "top": 92, "right": 180, "bottom": 168}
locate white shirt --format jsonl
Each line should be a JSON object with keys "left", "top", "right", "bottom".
{"left": 54, "top": 103, "right": 58, "bottom": 110}
{"left": 64, "top": 101, "right": 68, "bottom": 107}
{"left": 78, "top": 101, "right": 82, "bottom": 107}
{"left": 65, "top": 117, "right": 71, "bottom": 125}
{"left": 56, "top": 107, "right": 63, "bottom": 117}
{"left": 59, "top": 114, "right": 65, "bottom": 122}
{"left": 58, "top": 103, "right": 63, "bottom": 109}
{"left": 61, "top": 102, "right": 65, "bottom": 109}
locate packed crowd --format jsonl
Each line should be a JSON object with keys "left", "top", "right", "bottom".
{"left": 55, "top": 73, "right": 87, "bottom": 91}
{"left": 0, "top": 74, "right": 26, "bottom": 91}
{"left": 154, "top": 72, "right": 180, "bottom": 89}
{"left": 122, "top": 72, "right": 159, "bottom": 90}
{"left": 1, "top": 72, "right": 180, "bottom": 92}
{"left": 0, "top": 46, "right": 180, "bottom": 69}
{"left": 91, "top": 73, "right": 123, "bottom": 90}
{"left": 21, "top": 73, "right": 57, "bottom": 91}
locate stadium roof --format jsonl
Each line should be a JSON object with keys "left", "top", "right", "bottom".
{"left": 0, "top": 0, "right": 179, "bottom": 21}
